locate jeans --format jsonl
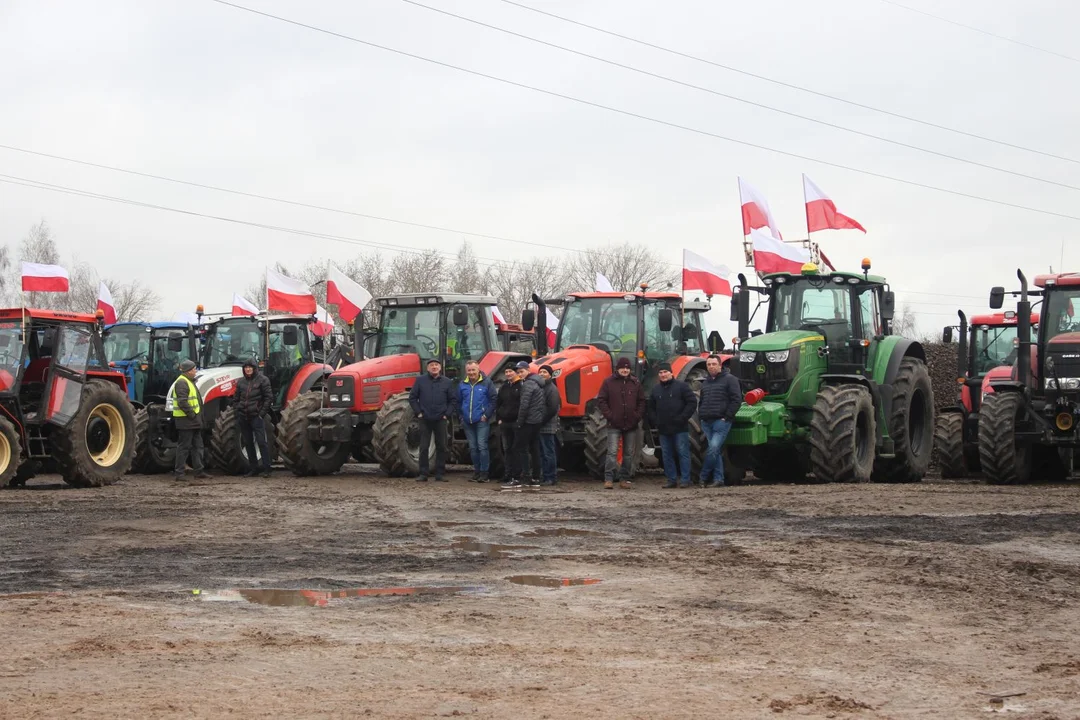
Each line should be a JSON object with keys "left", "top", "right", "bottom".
{"left": 240, "top": 415, "right": 271, "bottom": 472}
{"left": 175, "top": 428, "right": 205, "bottom": 474}
{"left": 605, "top": 428, "right": 636, "bottom": 481}
{"left": 539, "top": 433, "right": 558, "bottom": 483}
{"left": 418, "top": 417, "right": 448, "bottom": 478}
{"left": 700, "top": 419, "right": 733, "bottom": 484}
{"left": 659, "top": 432, "right": 691, "bottom": 485}
{"left": 462, "top": 420, "right": 490, "bottom": 473}
{"left": 513, "top": 424, "right": 542, "bottom": 481}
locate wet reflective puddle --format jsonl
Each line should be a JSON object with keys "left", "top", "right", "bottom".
{"left": 656, "top": 528, "right": 724, "bottom": 536}
{"left": 450, "top": 536, "right": 538, "bottom": 558}
{"left": 518, "top": 528, "right": 606, "bottom": 538}
{"left": 196, "top": 585, "right": 482, "bottom": 607}
{"left": 506, "top": 575, "right": 602, "bottom": 588}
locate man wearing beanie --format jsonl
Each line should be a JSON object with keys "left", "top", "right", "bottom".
{"left": 511, "top": 361, "right": 545, "bottom": 488}
{"left": 596, "top": 356, "right": 645, "bottom": 489}
{"left": 647, "top": 362, "right": 698, "bottom": 488}
{"left": 170, "top": 359, "right": 211, "bottom": 480}
{"left": 537, "top": 364, "right": 562, "bottom": 486}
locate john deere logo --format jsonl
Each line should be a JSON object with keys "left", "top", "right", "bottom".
{"left": 756, "top": 364, "right": 766, "bottom": 375}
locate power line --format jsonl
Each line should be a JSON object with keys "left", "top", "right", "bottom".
{"left": 399, "top": 0, "right": 1080, "bottom": 194}
{"left": 876, "top": 0, "right": 1080, "bottom": 64}
{"left": 497, "top": 0, "right": 1080, "bottom": 166}
{"left": 205, "top": 0, "right": 1080, "bottom": 225}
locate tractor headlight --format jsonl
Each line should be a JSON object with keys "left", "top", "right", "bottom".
{"left": 739, "top": 351, "right": 756, "bottom": 363}
{"left": 340, "top": 394, "right": 351, "bottom": 403}
{"left": 1047, "top": 378, "right": 1080, "bottom": 391}
{"left": 765, "top": 350, "right": 790, "bottom": 363}
{"left": 329, "top": 394, "right": 340, "bottom": 403}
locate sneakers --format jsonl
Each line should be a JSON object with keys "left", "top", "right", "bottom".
{"left": 242, "top": 470, "right": 257, "bottom": 478}
{"left": 416, "top": 475, "right": 429, "bottom": 483}
{"left": 260, "top": 470, "right": 270, "bottom": 478}
{"left": 663, "top": 481, "right": 677, "bottom": 489}
{"left": 172, "top": 472, "right": 187, "bottom": 482}
{"left": 705, "top": 480, "right": 726, "bottom": 488}
{"left": 501, "top": 479, "right": 522, "bottom": 489}
{"left": 434, "top": 476, "right": 448, "bottom": 483}
{"left": 603, "top": 480, "right": 614, "bottom": 489}
{"left": 679, "top": 482, "right": 691, "bottom": 489}
{"left": 528, "top": 478, "right": 541, "bottom": 487}
{"left": 195, "top": 472, "right": 212, "bottom": 480}
{"left": 619, "top": 480, "right": 633, "bottom": 489}
{"left": 476, "top": 473, "right": 490, "bottom": 484}
{"left": 540, "top": 479, "right": 556, "bottom": 486}
{"left": 469, "top": 472, "right": 479, "bottom": 483}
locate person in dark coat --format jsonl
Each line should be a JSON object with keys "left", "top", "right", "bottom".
{"left": 458, "top": 360, "right": 496, "bottom": 482}
{"left": 506, "top": 361, "right": 545, "bottom": 488}
{"left": 537, "top": 364, "right": 561, "bottom": 485}
{"left": 235, "top": 358, "right": 273, "bottom": 477}
{"left": 647, "top": 362, "right": 698, "bottom": 488}
{"left": 171, "top": 359, "right": 211, "bottom": 480}
{"left": 408, "top": 358, "right": 458, "bottom": 482}
{"left": 596, "top": 356, "right": 646, "bottom": 489}
{"left": 495, "top": 365, "right": 523, "bottom": 482}
{"left": 697, "top": 354, "right": 741, "bottom": 487}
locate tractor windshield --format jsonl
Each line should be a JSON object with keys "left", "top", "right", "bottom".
{"left": 103, "top": 325, "right": 151, "bottom": 363}
{"left": 772, "top": 280, "right": 851, "bottom": 333}
{"left": 560, "top": 297, "right": 639, "bottom": 358}
{"left": 1045, "top": 290, "right": 1080, "bottom": 342}
{"left": 973, "top": 325, "right": 1018, "bottom": 375}
{"left": 376, "top": 307, "right": 442, "bottom": 358}
{"left": 682, "top": 309, "right": 707, "bottom": 355}
{"left": 147, "top": 329, "right": 194, "bottom": 397}
{"left": 0, "top": 323, "right": 23, "bottom": 391}
{"left": 203, "top": 318, "right": 262, "bottom": 367}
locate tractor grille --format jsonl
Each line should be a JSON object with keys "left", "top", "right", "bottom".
{"left": 328, "top": 376, "right": 355, "bottom": 407}
{"left": 563, "top": 369, "right": 581, "bottom": 406}
{"left": 736, "top": 352, "right": 800, "bottom": 397}
{"left": 362, "top": 384, "right": 381, "bottom": 405}
{"left": 1046, "top": 345, "right": 1080, "bottom": 392}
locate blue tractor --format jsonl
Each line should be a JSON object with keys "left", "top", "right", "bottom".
{"left": 103, "top": 321, "right": 201, "bottom": 473}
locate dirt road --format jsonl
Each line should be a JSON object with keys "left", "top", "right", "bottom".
{"left": 2, "top": 468, "right": 1079, "bottom": 718}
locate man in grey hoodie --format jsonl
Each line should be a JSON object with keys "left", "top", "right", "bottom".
{"left": 537, "top": 364, "right": 561, "bottom": 486}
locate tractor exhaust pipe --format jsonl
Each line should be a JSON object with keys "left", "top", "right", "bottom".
{"left": 1016, "top": 269, "right": 1031, "bottom": 388}
{"left": 956, "top": 310, "right": 968, "bottom": 380}
{"left": 353, "top": 316, "right": 365, "bottom": 361}
{"left": 532, "top": 293, "right": 549, "bottom": 356}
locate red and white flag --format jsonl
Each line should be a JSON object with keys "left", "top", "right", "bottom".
{"left": 751, "top": 229, "right": 810, "bottom": 275}
{"left": 326, "top": 264, "right": 371, "bottom": 323}
{"left": 266, "top": 268, "right": 316, "bottom": 315}
{"left": 804, "top": 174, "right": 866, "bottom": 233}
{"left": 21, "top": 262, "right": 69, "bottom": 293}
{"left": 96, "top": 282, "right": 117, "bottom": 324}
{"left": 738, "top": 177, "right": 783, "bottom": 239}
{"left": 312, "top": 304, "right": 335, "bottom": 337}
{"left": 232, "top": 293, "right": 258, "bottom": 317}
{"left": 682, "top": 250, "right": 732, "bottom": 297}
{"left": 544, "top": 307, "right": 560, "bottom": 349}
{"left": 492, "top": 306, "right": 507, "bottom": 325}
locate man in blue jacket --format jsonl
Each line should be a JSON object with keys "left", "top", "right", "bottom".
{"left": 697, "top": 355, "right": 741, "bottom": 487}
{"left": 459, "top": 360, "right": 495, "bottom": 483}
{"left": 409, "top": 358, "right": 458, "bottom": 482}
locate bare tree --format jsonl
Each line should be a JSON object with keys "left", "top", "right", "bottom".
{"left": 486, "top": 257, "right": 572, "bottom": 322}
{"left": 109, "top": 279, "right": 161, "bottom": 321}
{"left": 450, "top": 241, "right": 487, "bottom": 294}
{"left": 562, "top": 241, "right": 679, "bottom": 293}
{"left": 892, "top": 304, "right": 919, "bottom": 338}
{"left": 388, "top": 249, "right": 447, "bottom": 294}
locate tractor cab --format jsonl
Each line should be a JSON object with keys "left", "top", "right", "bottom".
{"left": 103, "top": 322, "right": 200, "bottom": 406}
{"left": 202, "top": 314, "right": 313, "bottom": 407}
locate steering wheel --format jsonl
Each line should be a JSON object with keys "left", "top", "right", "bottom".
{"left": 799, "top": 318, "right": 832, "bottom": 330}
{"left": 413, "top": 334, "right": 439, "bottom": 356}
{"left": 596, "top": 332, "right": 624, "bottom": 352}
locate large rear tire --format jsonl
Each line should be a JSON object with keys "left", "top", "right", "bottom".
{"left": 277, "top": 392, "right": 351, "bottom": 476}
{"left": 131, "top": 406, "right": 176, "bottom": 474}
{"left": 933, "top": 411, "right": 968, "bottom": 479}
{"left": 809, "top": 384, "right": 876, "bottom": 483}
{"left": 0, "top": 416, "right": 21, "bottom": 486}
{"left": 53, "top": 380, "right": 136, "bottom": 487}
{"left": 875, "top": 357, "right": 935, "bottom": 483}
{"left": 210, "top": 405, "right": 277, "bottom": 475}
{"left": 978, "top": 391, "right": 1031, "bottom": 485}
{"left": 372, "top": 393, "right": 431, "bottom": 477}
{"left": 583, "top": 406, "right": 642, "bottom": 480}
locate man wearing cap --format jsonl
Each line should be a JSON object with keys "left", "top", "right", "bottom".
{"left": 408, "top": 358, "right": 458, "bottom": 482}
{"left": 596, "top": 356, "right": 646, "bottom": 489}
{"left": 495, "top": 365, "right": 524, "bottom": 484}
{"left": 536, "top": 364, "right": 561, "bottom": 486}
{"left": 511, "top": 362, "right": 546, "bottom": 488}
{"left": 170, "top": 360, "right": 211, "bottom": 480}
{"left": 647, "top": 362, "right": 697, "bottom": 488}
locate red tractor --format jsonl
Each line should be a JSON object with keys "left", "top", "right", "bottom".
{"left": 521, "top": 288, "right": 738, "bottom": 480}
{"left": 276, "top": 293, "right": 532, "bottom": 476}
{"left": 934, "top": 310, "right": 1038, "bottom": 477}
{"left": 0, "top": 308, "right": 136, "bottom": 488}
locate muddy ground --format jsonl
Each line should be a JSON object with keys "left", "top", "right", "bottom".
{"left": 1, "top": 467, "right": 1079, "bottom": 719}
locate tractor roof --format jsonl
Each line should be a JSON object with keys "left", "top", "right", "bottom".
{"left": 969, "top": 312, "right": 1039, "bottom": 326}
{"left": 376, "top": 293, "right": 497, "bottom": 307}
{"left": 762, "top": 270, "right": 887, "bottom": 285}
{"left": 0, "top": 308, "right": 99, "bottom": 324}
{"left": 566, "top": 291, "right": 682, "bottom": 301}
{"left": 106, "top": 321, "right": 191, "bottom": 330}
{"left": 214, "top": 313, "right": 312, "bottom": 324}
{"left": 1035, "top": 273, "right": 1080, "bottom": 288}
{"left": 683, "top": 299, "right": 712, "bottom": 311}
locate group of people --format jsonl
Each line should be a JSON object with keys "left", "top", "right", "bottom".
{"left": 408, "top": 353, "right": 742, "bottom": 490}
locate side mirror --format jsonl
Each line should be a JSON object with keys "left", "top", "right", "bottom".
{"left": 521, "top": 309, "right": 536, "bottom": 331}
{"left": 942, "top": 327, "right": 953, "bottom": 344}
{"left": 989, "top": 286, "right": 1005, "bottom": 310}
{"left": 881, "top": 291, "right": 896, "bottom": 321}
{"left": 658, "top": 308, "right": 673, "bottom": 333}
{"left": 729, "top": 293, "right": 740, "bottom": 323}
{"left": 451, "top": 304, "right": 469, "bottom": 327}
{"left": 707, "top": 331, "right": 725, "bottom": 353}
{"left": 670, "top": 326, "right": 683, "bottom": 341}
{"left": 330, "top": 335, "right": 337, "bottom": 349}
{"left": 312, "top": 336, "right": 325, "bottom": 352}
{"left": 166, "top": 337, "right": 183, "bottom": 353}
{"left": 283, "top": 325, "right": 299, "bottom": 346}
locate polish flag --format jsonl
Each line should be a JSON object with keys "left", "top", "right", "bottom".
{"left": 751, "top": 228, "right": 811, "bottom": 275}
{"left": 682, "top": 250, "right": 732, "bottom": 297}
{"left": 738, "top": 177, "right": 783, "bottom": 239}
{"left": 96, "top": 282, "right": 117, "bottom": 324}
{"left": 544, "top": 307, "right": 559, "bottom": 349}
{"left": 21, "top": 262, "right": 70, "bottom": 293}
{"left": 492, "top": 306, "right": 507, "bottom": 325}
{"left": 312, "top": 304, "right": 335, "bottom": 337}
{"left": 266, "top": 268, "right": 316, "bottom": 315}
{"left": 326, "top": 264, "right": 371, "bottom": 323}
{"left": 804, "top": 174, "right": 866, "bottom": 233}
{"left": 595, "top": 272, "right": 615, "bottom": 292}
{"left": 232, "top": 294, "right": 258, "bottom": 317}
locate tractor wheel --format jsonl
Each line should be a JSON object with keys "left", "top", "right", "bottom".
{"left": 874, "top": 357, "right": 935, "bottom": 483}
{"left": 933, "top": 412, "right": 968, "bottom": 479}
{"left": 277, "top": 392, "right": 351, "bottom": 476}
{"left": 687, "top": 416, "right": 746, "bottom": 485}
{"left": 210, "top": 406, "right": 277, "bottom": 475}
{"left": 132, "top": 405, "right": 178, "bottom": 474}
{"left": 0, "top": 416, "right": 21, "bottom": 487}
{"left": 351, "top": 425, "right": 375, "bottom": 463}
{"left": 978, "top": 392, "right": 1032, "bottom": 485}
{"left": 9, "top": 462, "right": 37, "bottom": 488}
{"left": 53, "top": 380, "right": 136, "bottom": 488}
{"left": 372, "top": 393, "right": 433, "bottom": 477}
{"left": 809, "top": 384, "right": 876, "bottom": 483}
{"left": 752, "top": 446, "right": 808, "bottom": 483}
{"left": 583, "top": 406, "right": 642, "bottom": 481}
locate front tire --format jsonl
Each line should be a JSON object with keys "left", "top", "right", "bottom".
{"left": 210, "top": 406, "right": 277, "bottom": 475}
{"left": 809, "top": 384, "right": 876, "bottom": 483}
{"left": 933, "top": 411, "right": 968, "bottom": 479}
{"left": 372, "top": 393, "right": 431, "bottom": 477}
{"left": 277, "top": 392, "right": 351, "bottom": 476}
{"left": 978, "top": 392, "right": 1031, "bottom": 485}
{"left": 875, "top": 357, "right": 935, "bottom": 483}
{"left": 0, "top": 416, "right": 21, "bottom": 486}
{"left": 53, "top": 380, "right": 136, "bottom": 487}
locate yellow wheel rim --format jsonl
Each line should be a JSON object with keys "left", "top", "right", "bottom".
{"left": 0, "top": 431, "right": 10, "bottom": 475}
{"left": 86, "top": 403, "right": 125, "bottom": 467}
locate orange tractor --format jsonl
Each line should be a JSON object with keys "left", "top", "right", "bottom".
{"left": 276, "top": 293, "right": 533, "bottom": 476}
{"left": 522, "top": 289, "right": 737, "bottom": 480}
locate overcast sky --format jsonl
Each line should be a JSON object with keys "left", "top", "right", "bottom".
{"left": 1, "top": 0, "right": 1077, "bottom": 339}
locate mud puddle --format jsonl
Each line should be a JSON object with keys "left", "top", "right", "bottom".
{"left": 196, "top": 585, "right": 482, "bottom": 607}
{"left": 518, "top": 528, "right": 606, "bottom": 538}
{"left": 506, "top": 575, "right": 602, "bottom": 588}
{"left": 450, "top": 536, "right": 538, "bottom": 558}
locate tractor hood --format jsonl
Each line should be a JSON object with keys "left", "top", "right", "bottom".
{"left": 330, "top": 353, "right": 423, "bottom": 383}
{"left": 740, "top": 330, "right": 823, "bottom": 353}
{"left": 197, "top": 366, "right": 246, "bottom": 405}
{"left": 530, "top": 344, "right": 613, "bottom": 378}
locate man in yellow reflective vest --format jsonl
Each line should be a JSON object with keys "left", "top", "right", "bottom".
{"left": 171, "top": 359, "right": 211, "bottom": 480}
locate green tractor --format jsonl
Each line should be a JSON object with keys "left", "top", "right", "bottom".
{"left": 726, "top": 259, "right": 935, "bottom": 483}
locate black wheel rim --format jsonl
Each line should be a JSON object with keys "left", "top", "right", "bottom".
{"left": 86, "top": 416, "right": 112, "bottom": 456}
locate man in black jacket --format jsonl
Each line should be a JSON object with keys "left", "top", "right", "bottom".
{"left": 647, "top": 362, "right": 698, "bottom": 488}
{"left": 697, "top": 355, "right": 741, "bottom": 487}
{"left": 495, "top": 365, "right": 523, "bottom": 483}
{"left": 409, "top": 358, "right": 458, "bottom": 482}
{"left": 236, "top": 358, "right": 273, "bottom": 478}
{"left": 509, "top": 362, "right": 545, "bottom": 488}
